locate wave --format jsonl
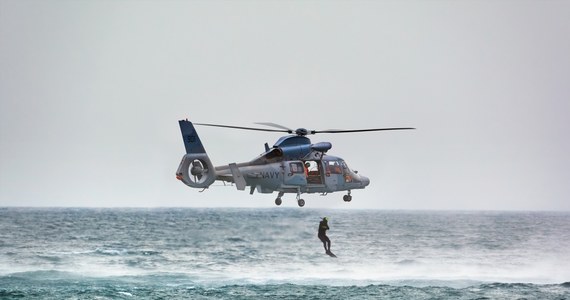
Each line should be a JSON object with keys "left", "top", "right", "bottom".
{"left": 1, "top": 272, "right": 569, "bottom": 299}
{"left": 2, "top": 270, "right": 80, "bottom": 281}
{"left": 2, "top": 270, "right": 569, "bottom": 288}
{"left": 94, "top": 248, "right": 162, "bottom": 256}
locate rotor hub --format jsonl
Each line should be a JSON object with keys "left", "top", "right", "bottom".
{"left": 190, "top": 160, "right": 205, "bottom": 176}
{"left": 295, "top": 128, "right": 308, "bottom": 136}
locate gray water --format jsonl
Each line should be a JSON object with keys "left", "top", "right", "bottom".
{"left": 1, "top": 208, "right": 569, "bottom": 299}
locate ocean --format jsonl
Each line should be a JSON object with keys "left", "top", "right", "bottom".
{"left": 1, "top": 208, "right": 569, "bottom": 299}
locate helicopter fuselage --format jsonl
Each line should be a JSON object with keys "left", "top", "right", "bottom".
{"left": 213, "top": 155, "right": 370, "bottom": 195}
{"left": 176, "top": 120, "right": 371, "bottom": 207}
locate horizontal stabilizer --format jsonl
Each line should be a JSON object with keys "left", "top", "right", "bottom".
{"left": 229, "top": 163, "right": 247, "bottom": 191}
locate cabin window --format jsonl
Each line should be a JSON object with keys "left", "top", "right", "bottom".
{"left": 290, "top": 162, "right": 304, "bottom": 173}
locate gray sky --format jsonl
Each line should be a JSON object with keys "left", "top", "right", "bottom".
{"left": 1, "top": 0, "right": 569, "bottom": 210}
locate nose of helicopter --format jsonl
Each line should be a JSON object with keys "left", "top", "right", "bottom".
{"left": 361, "top": 175, "right": 370, "bottom": 187}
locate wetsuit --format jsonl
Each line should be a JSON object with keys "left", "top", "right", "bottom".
{"left": 318, "top": 219, "right": 331, "bottom": 253}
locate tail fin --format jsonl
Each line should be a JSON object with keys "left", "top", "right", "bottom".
{"left": 179, "top": 120, "right": 207, "bottom": 154}
{"left": 176, "top": 120, "right": 216, "bottom": 188}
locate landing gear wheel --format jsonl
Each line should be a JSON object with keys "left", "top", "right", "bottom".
{"left": 343, "top": 195, "right": 352, "bottom": 202}
{"left": 297, "top": 199, "right": 305, "bottom": 207}
{"left": 275, "top": 198, "right": 282, "bottom": 206}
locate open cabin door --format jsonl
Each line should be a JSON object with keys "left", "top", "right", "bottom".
{"left": 305, "top": 160, "right": 324, "bottom": 185}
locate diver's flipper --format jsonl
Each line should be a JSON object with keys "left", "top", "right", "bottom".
{"left": 326, "top": 251, "right": 337, "bottom": 258}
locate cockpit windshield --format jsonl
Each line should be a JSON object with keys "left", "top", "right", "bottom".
{"left": 341, "top": 160, "right": 349, "bottom": 171}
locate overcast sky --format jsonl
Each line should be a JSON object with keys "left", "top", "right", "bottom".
{"left": 1, "top": 0, "right": 569, "bottom": 210}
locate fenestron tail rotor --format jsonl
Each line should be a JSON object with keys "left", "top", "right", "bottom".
{"left": 191, "top": 159, "right": 204, "bottom": 181}
{"left": 195, "top": 122, "right": 415, "bottom": 136}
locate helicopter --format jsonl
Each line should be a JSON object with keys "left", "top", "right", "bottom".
{"left": 176, "top": 119, "right": 414, "bottom": 207}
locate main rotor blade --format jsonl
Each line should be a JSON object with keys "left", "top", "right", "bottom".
{"left": 314, "top": 127, "right": 416, "bottom": 134}
{"left": 254, "top": 122, "right": 293, "bottom": 132}
{"left": 194, "top": 123, "right": 289, "bottom": 133}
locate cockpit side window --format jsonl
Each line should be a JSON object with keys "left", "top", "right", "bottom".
{"left": 326, "top": 161, "right": 343, "bottom": 174}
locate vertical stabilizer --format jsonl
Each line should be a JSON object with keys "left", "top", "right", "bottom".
{"left": 179, "top": 120, "right": 206, "bottom": 154}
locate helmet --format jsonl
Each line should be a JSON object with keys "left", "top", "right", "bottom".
{"left": 323, "top": 217, "right": 328, "bottom": 222}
